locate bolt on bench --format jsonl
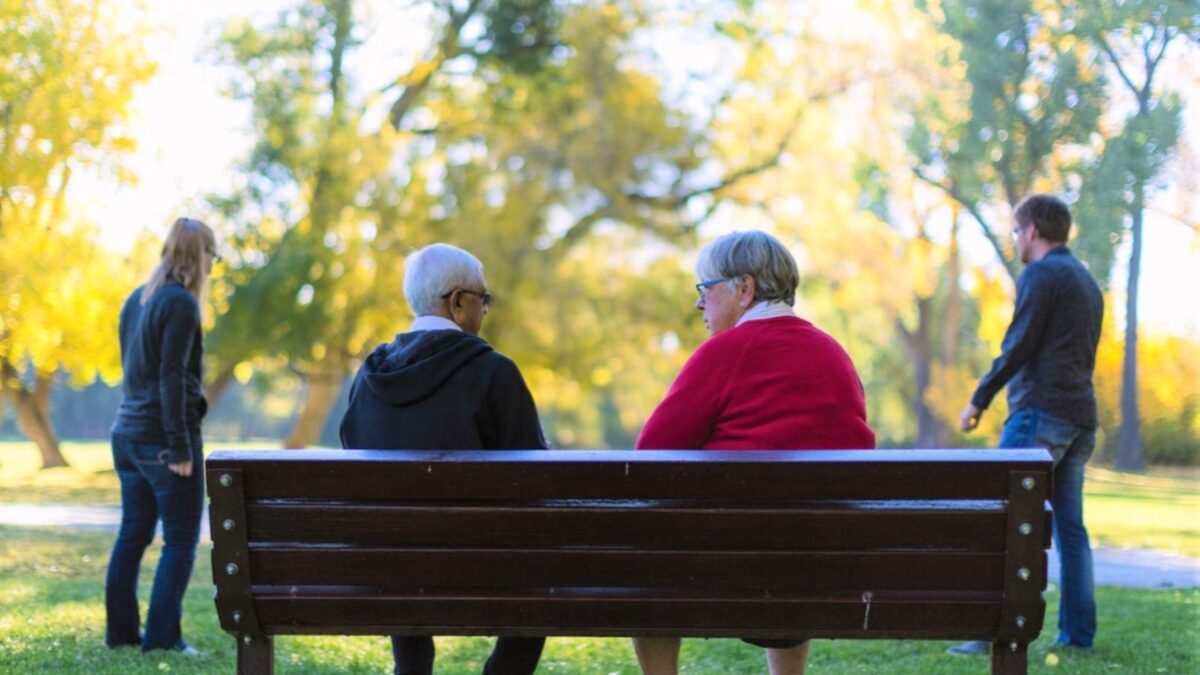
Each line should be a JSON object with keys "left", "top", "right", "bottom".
{"left": 207, "top": 448, "right": 1052, "bottom": 675}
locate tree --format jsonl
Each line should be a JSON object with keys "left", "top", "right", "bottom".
{"left": 205, "top": 0, "right": 576, "bottom": 447}
{"left": 859, "top": 0, "right": 1118, "bottom": 446}
{"left": 910, "top": 0, "right": 1111, "bottom": 281}
{"left": 207, "top": 0, "right": 813, "bottom": 448}
{"left": 699, "top": 0, "right": 990, "bottom": 447}
{"left": 1063, "top": 0, "right": 1197, "bottom": 471}
{"left": 0, "top": 0, "right": 153, "bottom": 467}
{"left": 837, "top": 0, "right": 980, "bottom": 447}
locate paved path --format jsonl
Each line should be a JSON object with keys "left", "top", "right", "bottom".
{"left": 0, "top": 503, "right": 212, "bottom": 541}
{"left": 1, "top": 503, "right": 1197, "bottom": 589}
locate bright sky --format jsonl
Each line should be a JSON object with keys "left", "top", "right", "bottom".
{"left": 79, "top": 1, "right": 1199, "bottom": 338}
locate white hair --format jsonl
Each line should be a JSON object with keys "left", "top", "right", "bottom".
{"left": 403, "top": 243, "right": 486, "bottom": 316}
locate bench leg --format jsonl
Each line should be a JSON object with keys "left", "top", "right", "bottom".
{"left": 990, "top": 641, "right": 1027, "bottom": 675}
{"left": 237, "top": 634, "right": 274, "bottom": 675}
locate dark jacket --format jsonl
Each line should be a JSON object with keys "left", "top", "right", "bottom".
{"left": 340, "top": 329, "right": 547, "bottom": 451}
{"left": 111, "top": 282, "right": 207, "bottom": 464}
{"left": 971, "top": 247, "right": 1104, "bottom": 428}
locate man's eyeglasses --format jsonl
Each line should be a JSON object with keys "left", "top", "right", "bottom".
{"left": 695, "top": 278, "right": 728, "bottom": 299}
{"left": 441, "top": 289, "right": 492, "bottom": 306}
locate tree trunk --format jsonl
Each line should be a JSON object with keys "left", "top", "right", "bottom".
{"left": 205, "top": 364, "right": 237, "bottom": 408}
{"left": 1114, "top": 189, "right": 1145, "bottom": 472}
{"left": 279, "top": 0, "right": 352, "bottom": 454}
{"left": 898, "top": 303, "right": 949, "bottom": 449}
{"left": 283, "top": 367, "right": 345, "bottom": 449}
{"left": 1, "top": 363, "right": 67, "bottom": 468}
{"left": 942, "top": 210, "right": 961, "bottom": 365}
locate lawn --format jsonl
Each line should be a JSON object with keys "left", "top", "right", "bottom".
{"left": 0, "top": 525, "right": 1196, "bottom": 674}
{"left": 0, "top": 441, "right": 280, "bottom": 505}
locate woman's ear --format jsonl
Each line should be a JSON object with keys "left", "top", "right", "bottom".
{"left": 741, "top": 275, "right": 757, "bottom": 307}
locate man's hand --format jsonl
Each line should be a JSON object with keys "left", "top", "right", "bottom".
{"left": 959, "top": 403, "right": 982, "bottom": 432}
{"left": 168, "top": 460, "right": 193, "bottom": 477}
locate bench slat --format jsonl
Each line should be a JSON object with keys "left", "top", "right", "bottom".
{"left": 251, "top": 592, "right": 1001, "bottom": 639}
{"left": 207, "top": 449, "right": 1051, "bottom": 502}
{"left": 246, "top": 501, "right": 1009, "bottom": 551}
{"left": 246, "top": 548, "right": 1012, "bottom": 591}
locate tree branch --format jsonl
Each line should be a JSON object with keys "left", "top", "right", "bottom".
{"left": 548, "top": 78, "right": 864, "bottom": 252}
{"left": 327, "top": 0, "right": 353, "bottom": 105}
{"left": 386, "top": 0, "right": 484, "bottom": 130}
{"left": 553, "top": 199, "right": 615, "bottom": 250}
{"left": 1094, "top": 31, "right": 1142, "bottom": 98}
{"left": 912, "top": 167, "right": 1020, "bottom": 282}
{"left": 629, "top": 79, "right": 856, "bottom": 209}
{"left": 1142, "top": 26, "right": 1175, "bottom": 105}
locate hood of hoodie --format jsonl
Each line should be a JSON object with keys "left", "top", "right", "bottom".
{"left": 361, "top": 330, "right": 493, "bottom": 405}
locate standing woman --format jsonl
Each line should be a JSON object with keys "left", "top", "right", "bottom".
{"left": 106, "top": 217, "right": 217, "bottom": 654}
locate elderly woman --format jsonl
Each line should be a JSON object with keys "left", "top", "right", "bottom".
{"left": 633, "top": 230, "right": 875, "bottom": 675}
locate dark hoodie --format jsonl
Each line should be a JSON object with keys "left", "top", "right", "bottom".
{"left": 339, "top": 330, "right": 547, "bottom": 451}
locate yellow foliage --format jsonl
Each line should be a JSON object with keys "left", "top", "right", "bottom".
{"left": 590, "top": 367, "right": 614, "bottom": 388}
{"left": 234, "top": 361, "right": 255, "bottom": 385}
{"left": 926, "top": 360, "right": 1006, "bottom": 440}
{"left": 1093, "top": 304, "right": 1199, "bottom": 463}
{"left": 974, "top": 269, "right": 1016, "bottom": 353}
{"left": 0, "top": 220, "right": 137, "bottom": 386}
{"left": 0, "top": 0, "right": 153, "bottom": 389}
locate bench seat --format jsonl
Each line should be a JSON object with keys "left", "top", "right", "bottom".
{"left": 207, "top": 448, "right": 1052, "bottom": 674}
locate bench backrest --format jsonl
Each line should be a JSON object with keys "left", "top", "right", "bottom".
{"left": 207, "top": 448, "right": 1051, "bottom": 646}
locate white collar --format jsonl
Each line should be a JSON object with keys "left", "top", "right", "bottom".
{"left": 736, "top": 300, "right": 796, "bottom": 327}
{"left": 410, "top": 315, "right": 462, "bottom": 332}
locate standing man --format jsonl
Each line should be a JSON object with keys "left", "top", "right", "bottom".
{"left": 340, "top": 243, "right": 547, "bottom": 675}
{"left": 950, "top": 194, "right": 1103, "bottom": 656}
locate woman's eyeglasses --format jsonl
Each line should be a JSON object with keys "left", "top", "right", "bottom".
{"left": 694, "top": 278, "right": 728, "bottom": 299}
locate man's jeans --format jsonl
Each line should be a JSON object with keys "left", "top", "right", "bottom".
{"left": 105, "top": 433, "right": 204, "bottom": 651}
{"left": 1000, "top": 407, "right": 1097, "bottom": 648}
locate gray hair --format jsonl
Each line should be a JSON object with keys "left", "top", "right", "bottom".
{"left": 403, "top": 243, "right": 485, "bottom": 316}
{"left": 695, "top": 230, "right": 800, "bottom": 306}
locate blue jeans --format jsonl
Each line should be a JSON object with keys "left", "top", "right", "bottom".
{"left": 105, "top": 433, "right": 204, "bottom": 651}
{"left": 1000, "top": 407, "right": 1097, "bottom": 647}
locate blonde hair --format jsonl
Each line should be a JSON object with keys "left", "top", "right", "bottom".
{"left": 141, "top": 217, "right": 216, "bottom": 305}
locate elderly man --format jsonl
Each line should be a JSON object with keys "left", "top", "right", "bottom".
{"left": 339, "top": 243, "right": 547, "bottom": 675}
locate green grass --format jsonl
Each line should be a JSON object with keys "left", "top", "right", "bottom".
{"left": 0, "top": 525, "right": 1195, "bottom": 674}
{"left": 4, "top": 441, "right": 1198, "bottom": 555}
{"left": 1083, "top": 467, "right": 1200, "bottom": 558}
{"left": 0, "top": 441, "right": 278, "bottom": 505}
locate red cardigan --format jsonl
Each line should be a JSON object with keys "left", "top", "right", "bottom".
{"left": 637, "top": 316, "right": 875, "bottom": 450}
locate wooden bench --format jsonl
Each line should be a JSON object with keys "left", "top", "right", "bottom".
{"left": 206, "top": 448, "right": 1052, "bottom": 674}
